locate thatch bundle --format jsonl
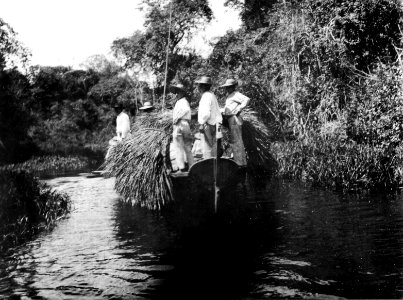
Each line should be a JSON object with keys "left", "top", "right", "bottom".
{"left": 104, "top": 108, "right": 276, "bottom": 209}
{"left": 104, "top": 111, "right": 174, "bottom": 210}
{"left": 241, "top": 109, "right": 278, "bottom": 177}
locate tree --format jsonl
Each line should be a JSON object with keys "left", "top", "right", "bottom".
{"left": 0, "top": 19, "right": 35, "bottom": 163}
{"left": 80, "top": 54, "right": 121, "bottom": 78}
{"left": 210, "top": 0, "right": 403, "bottom": 140}
{"left": 111, "top": 0, "right": 212, "bottom": 88}
{"left": 62, "top": 69, "right": 100, "bottom": 100}
{"left": 225, "top": 0, "right": 278, "bottom": 30}
{"left": 87, "top": 76, "right": 132, "bottom": 105}
{"left": 302, "top": 0, "right": 402, "bottom": 71}
{"left": 0, "top": 18, "right": 30, "bottom": 71}
{"left": 0, "top": 71, "right": 36, "bottom": 163}
{"left": 29, "top": 66, "right": 70, "bottom": 116}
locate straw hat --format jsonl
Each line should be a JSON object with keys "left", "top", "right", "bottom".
{"left": 139, "top": 101, "right": 154, "bottom": 110}
{"left": 170, "top": 83, "right": 186, "bottom": 92}
{"left": 113, "top": 102, "right": 123, "bottom": 109}
{"left": 195, "top": 76, "right": 212, "bottom": 85}
{"left": 220, "top": 78, "right": 238, "bottom": 87}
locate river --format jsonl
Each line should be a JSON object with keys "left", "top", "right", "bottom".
{"left": 1, "top": 175, "right": 403, "bottom": 299}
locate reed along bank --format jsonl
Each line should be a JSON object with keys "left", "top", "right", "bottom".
{"left": 0, "top": 169, "right": 71, "bottom": 252}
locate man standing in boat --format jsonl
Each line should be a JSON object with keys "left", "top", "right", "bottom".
{"left": 196, "top": 76, "right": 223, "bottom": 159}
{"left": 220, "top": 78, "right": 250, "bottom": 167}
{"left": 105, "top": 102, "right": 131, "bottom": 159}
{"left": 171, "top": 82, "right": 194, "bottom": 172}
{"left": 115, "top": 102, "right": 131, "bottom": 141}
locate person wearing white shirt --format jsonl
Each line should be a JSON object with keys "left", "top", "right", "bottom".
{"left": 105, "top": 103, "right": 131, "bottom": 159}
{"left": 196, "top": 76, "right": 223, "bottom": 159}
{"left": 221, "top": 78, "right": 250, "bottom": 166}
{"left": 171, "top": 83, "right": 194, "bottom": 172}
{"left": 116, "top": 107, "right": 131, "bottom": 141}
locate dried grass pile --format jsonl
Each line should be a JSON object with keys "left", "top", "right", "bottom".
{"left": 104, "top": 108, "right": 276, "bottom": 210}
{"left": 104, "top": 111, "right": 174, "bottom": 210}
{"left": 241, "top": 109, "right": 278, "bottom": 177}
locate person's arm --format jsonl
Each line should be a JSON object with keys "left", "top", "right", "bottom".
{"left": 198, "top": 95, "right": 211, "bottom": 129}
{"left": 234, "top": 93, "right": 250, "bottom": 115}
{"left": 122, "top": 114, "right": 130, "bottom": 138}
{"left": 116, "top": 115, "right": 122, "bottom": 137}
{"left": 173, "top": 100, "right": 189, "bottom": 125}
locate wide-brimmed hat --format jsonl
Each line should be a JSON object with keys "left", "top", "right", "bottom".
{"left": 139, "top": 101, "right": 154, "bottom": 110}
{"left": 220, "top": 78, "right": 238, "bottom": 87}
{"left": 195, "top": 76, "right": 212, "bottom": 85}
{"left": 170, "top": 82, "right": 186, "bottom": 92}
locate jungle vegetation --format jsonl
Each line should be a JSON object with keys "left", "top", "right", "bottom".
{"left": 1, "top": 0, "right": 403, "bottom": 191}
{"left": 0, "top": 168, "right": 71, "bottom": 252}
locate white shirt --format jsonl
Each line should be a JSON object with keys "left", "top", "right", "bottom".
{"left": 198, "top": 91, "right": 223, "bottom": 125}
{"left": 116, "top": 111, "right": 130, "bottom": 139}
{"left": 173, "top": 97, "right": 191, "bottom": 125}
{"left": 224, "top": 91, "right": 250, "bottom": 115}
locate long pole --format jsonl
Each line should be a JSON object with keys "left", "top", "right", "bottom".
{"left": 162, "top": 0, "right": 173, "bottom": 110}
{"left": 214, "top": 125, "right": 220, "bottom": 213}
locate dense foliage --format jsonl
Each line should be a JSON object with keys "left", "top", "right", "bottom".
{"left": 0, "top": 18, "right": 30, "bottom": 70}
{"left": 273, "top": 137, "right": 403, "bottom": 192}
{"left": 0, "top": 24, "right": 139, "bottom": 164}
{"left": 112, "top": 0, "right": 212, "bottom": 90}
{"left": 0, "top": 169, "right": 71, "bottom": 252}
{"left": 1, "top": 0, "right": 403, "bottom": 192}
{"left": 2, "top": 155, "right": 92, "bottom": 176}
{"left": 207, "top": 0, "right": 403, "bottom": 190}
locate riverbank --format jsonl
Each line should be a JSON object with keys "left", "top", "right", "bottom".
{"left": 272, "top": 137, "right": 403, "bottom": 192}
{"left": 0, "top": 169, "right": 71, "bottom": 253}
{"left": 1, "top": 155, "right": 100, "bottom": 177}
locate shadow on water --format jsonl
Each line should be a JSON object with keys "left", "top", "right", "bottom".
{"left": 2, "top": 175, "right": 403, "bottom": 299}
{"left": 137, "top": 177, "right": 403, "bottom": 300}
{"left": 112, "top": 176, "right": 280, "bottom": 300}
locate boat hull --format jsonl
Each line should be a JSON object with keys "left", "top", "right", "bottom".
{"left": 169, "top": 158, "right": 246, "bottom": 215}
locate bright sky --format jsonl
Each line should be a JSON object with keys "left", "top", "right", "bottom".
{"left": 1, "top": 0, "right": 241, "bottom": 68}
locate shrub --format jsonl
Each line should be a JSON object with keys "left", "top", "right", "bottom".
{"left": 0, "top": 169, "right": 71, "bottom": 252}
{"left": 273, "top": 136, "right": 403, "bottom": 192}
{"left": 2, "top": 155, "right": 92, "bottom": 176}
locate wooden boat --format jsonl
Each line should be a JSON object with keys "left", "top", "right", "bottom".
{"left": 169, "top": 142, "right": 246, "bottom": 212}
{"left": 170, "top": 157, "right": 243, "bottom": 188}
{"left": 169, "top": 141, "right": 244, "bottom": 185}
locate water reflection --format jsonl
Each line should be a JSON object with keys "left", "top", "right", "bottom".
{"left": 0, "top": 176, "right": 403, "bottom": 299}
{"left": 0, "top": 177, "right": 174, "bottom": 299}
{"left": 249, "top": 181, "right": 403, "bottom": 299}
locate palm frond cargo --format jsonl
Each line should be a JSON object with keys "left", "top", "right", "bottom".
{"left": 104, "top": 109, "right": 275, "bottom": 210}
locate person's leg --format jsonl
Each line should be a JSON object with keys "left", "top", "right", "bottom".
{"left": 182, "top": 127, "right": 194, "bottom": 167}
{"left": 230, "top": 124, "right": 247, "bottom": 166}
{"left": 173, "top": 126, "right": 186, "bottom": 170}
{"left": 202, "top": 124, "right": 217, "bottom": 159}
{"left": 174, "top": 135, "right": 186, "bottom": 170}
{"left": 208, "top": 124, "right": 218, "bottom": 157}
{"left": 201, "top": 134, "right": 212, "bottom": 159}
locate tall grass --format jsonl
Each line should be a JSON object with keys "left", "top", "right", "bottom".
{"left": 3, "top": 155, "right": 90, "bottom": 173}
{"left": 272, "top": 136, "right": 403, "bottom": 192}
{"left": 1, "top": 155, "right": 92, "bottom": 176}
{"left": 242, "top": 109, "right": 278, "bottom": 177}
{"left": 0, "top": 169, "right": 71, "bottom": 252}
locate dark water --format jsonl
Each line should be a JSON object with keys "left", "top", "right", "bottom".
{"left": 1, "top": 175, "right": 403, "bottom": 299}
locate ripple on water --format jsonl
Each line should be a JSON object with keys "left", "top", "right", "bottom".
{"left": 1, "top": 176, "right": 175, "bottom": 299}
{"left": 2, "top": 177, "right": 403, "bottom": 299}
